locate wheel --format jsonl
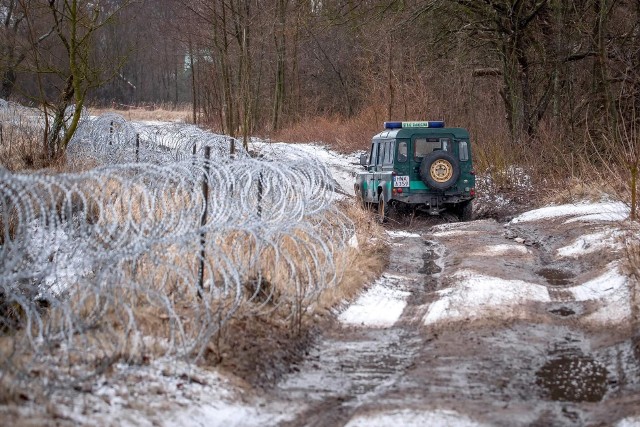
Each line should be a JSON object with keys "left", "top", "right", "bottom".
{"left": 458, "top": 200, "right": 473, "bottom": 222}
{"left": 377, "top": 194, "right": 389, "bottom": 223}
{"left": 419, "top": 151, "right": 460, "bottom": 190}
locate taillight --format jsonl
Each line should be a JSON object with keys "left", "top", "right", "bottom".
{"left": 470, "top": 188, "right": 476, "bottom": 197}
{"left": 397, "top": 188, "right": 403, "bottom": 194}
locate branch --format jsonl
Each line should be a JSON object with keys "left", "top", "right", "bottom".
{"left": 4, "top": 0, "right": 15, "bottom": 28}
{"left": 564, "top": 50, "right": 596, "bottom": 62}
{"left": 518, "top": 0, "right": 550, "bottom": 30}
{"left": 49, "top": 0, "right": 70, "bottom": 52}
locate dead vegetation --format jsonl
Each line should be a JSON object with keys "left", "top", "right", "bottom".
{"left": 87, "top": 104, "right": 192, "bottom": 124}
{"left": 271, "top": 107, "right": 381, "bottom": 154}
{"left": 0, "top": 110, "right": 50, "bottom": 171}
{"left": 214, "top": 202, "right": 388, "bottom": 386}
{"left": 0, "top": 139, "right": 386, "bottom": 403}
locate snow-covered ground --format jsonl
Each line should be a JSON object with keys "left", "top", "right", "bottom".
{"left": 510, "top": 201, "right": 629, "bottom": 224}
{"left": 251, "top": 140, "right": 363, "bottom": 197}
{"left": 345, "top": 409, "right": 486, "bottom": 427}
{"left": 338, "top": 275, "right": 411, "bottom": 327}
{"left": 420, "top": 202, "right": 633, "bottom": 329}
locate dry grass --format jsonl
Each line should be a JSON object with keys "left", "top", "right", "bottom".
{"left": 87, "top": 104, "right": 192, "bottom": 124}
{"left": 211, "top": 201, "right": 388, "bottom": 384}
{"left": 0, "top": 177, "right": 388, "bottom": 395}
{"left": 315, "top": 202, "right": 388, "bottom": 311}
{"left": 272, "top": 107, "right": 382, "bottom": 153}
{"left": 0, "top": 118, "right": 51, "bottom": 171}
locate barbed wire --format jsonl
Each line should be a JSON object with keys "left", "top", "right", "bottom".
{"left": 0, "top": 111, "right": 354, "bottom": 393}
{"left": 67, "top": 113, "right": 249, "bottom": 166}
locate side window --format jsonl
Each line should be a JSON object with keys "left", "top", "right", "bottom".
{"left": 397, "top": 141, "right": 408, "bottom": 163}
{"left": 377, "top": 141, "right": 386, "bottom": 165}
{"left": 369, "top": 142, "right": 378, "bottom": 165}
{"left": 459, "top": 140, "right": 469, "bottom": 161}
{"left": 440, "top": 138, "right": 450, "bottom": 152}
{"left": 385, "top": 141, "right": 394, "bottom": 164}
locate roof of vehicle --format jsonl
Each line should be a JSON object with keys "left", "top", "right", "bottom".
{"left": 373, "top": 127, "right": 470, "bottom": 140}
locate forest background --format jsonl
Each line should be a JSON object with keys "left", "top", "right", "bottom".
{"left": 2, "top": 0, "right": 640, "bottom": 205}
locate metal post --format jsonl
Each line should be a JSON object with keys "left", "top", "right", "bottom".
{"left": 135, "top": 133, "right": 140, "bottom": 162}
{"left": 257, "top": 172, "right": 263, "bottom": 218}
{"left": 229, "top": 137, "right": 235, "bottom": 156}
{"left": 109, "top": 121, "right": 113, "bottom": 145}
{"left": 197, "top": 146, "right": 211, "bottom": 298}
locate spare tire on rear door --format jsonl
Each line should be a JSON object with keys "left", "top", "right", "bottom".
{"left": 419, "top": 150, "right": 460, "bottom": 190}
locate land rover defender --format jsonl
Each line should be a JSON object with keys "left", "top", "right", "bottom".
{"left": 355, "top": 121, "right": 475, "bottom": 222}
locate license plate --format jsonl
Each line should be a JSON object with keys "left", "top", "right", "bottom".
{"left": 393, "top": 175, "right": 409, "bottom": 187}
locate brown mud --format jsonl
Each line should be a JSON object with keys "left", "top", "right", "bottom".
{"left": 268, "top": 212, "right": 640, "bottom": 426}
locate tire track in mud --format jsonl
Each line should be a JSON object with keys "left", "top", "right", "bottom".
{"left": 270, "top": 217, "right": 640, "bottom": 427}
{"left": 391, "top": 218, "right": 640, "bottom": 426}
{"left": 275, "top": 230, "right": 435, "bottom": 427}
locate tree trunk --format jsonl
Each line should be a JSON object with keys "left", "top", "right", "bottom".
{"left": 0, "top": 69, "right": 17, "bottom": 100}
{"left": 272, "top": 0, "right": 287, "bottom": 131}
{"left": 189, "top": 40, "right": 197, "bottom": 124}
{"left": 592, "top": 0, "right": 616, "bottom": 134}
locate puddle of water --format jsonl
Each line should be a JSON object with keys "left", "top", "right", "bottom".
{"left": 537, "top": 268, "right": 574, "bottom": 286}
{"left": 419, "top": 256, "right": 440, "bottom": 275}
{"left": 535, "top": 353, "right": 608, "bottom": 402}
{"left": 549, "top": 307, "right": 576, "bottom": 317}
{"left": 419, "top": 242, "right": 442, "bottom": 275}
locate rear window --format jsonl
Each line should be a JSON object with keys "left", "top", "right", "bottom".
{"left": 397, "top": 141, "right": 408, "bottom": 163}
{"left": 459, "top": 140, "right": 469, "bottom": 161}
{"left": 414, "top": 137, "right": 450, "bottom": 159}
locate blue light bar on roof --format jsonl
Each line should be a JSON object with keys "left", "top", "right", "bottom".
{"left": 383, "top": 121, "right": 445, "bottom": 129}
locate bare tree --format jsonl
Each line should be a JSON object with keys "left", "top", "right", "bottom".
{"left": 39, "top": 0, "right": 134, "bottom": 156}
{"left": 0, "top": 0, "right": 52, "bottom": 99}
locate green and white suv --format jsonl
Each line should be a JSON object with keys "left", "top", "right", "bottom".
{"left": 355, "top": 121, "right": 475, "bottom": 222}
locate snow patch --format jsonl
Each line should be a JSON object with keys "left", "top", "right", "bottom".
{"left": 564, "top": 210, "right": 630, "bottom": 223}
{"left": 472, "top": 244, "right": 530, "bottom": 256}
{"left": 431, "top": 229, "right": 481, "bottom": 238}
{"left": 252, "top": 141, "right": 360, "bottom": 197}
{"left": 348, "top": 233, "right": 359, "bottom": 249}
{"left": 166, "top": 402, "right": 292, "bottom": 427}
{"left": 387, "top": 230, "right": 421, "bottom": 238}
{"left": 510, "top": 202, "right": 628, "bottom": 224}
{"left": 424, "top": 270, "right": 550, "bottom": 325}
{"left": 339, "top": 277, "right": 410, "bottom": 327}
{"left": 616, "top": 416, "right": 640, "bottom": 427}
{"left": 569, "top": 265, "right": 628, "bottom": 301}
{"left": 24, "top": 221, "right": 93, "bottom": 297}
{"left": 568, "top": 265, "right": 632, "bottom": 325}
{"left": 557, "top": 230, "right": 623, "bottom": 257}
{"left": 345, "top": 408, "right": 486, "bottom": 427}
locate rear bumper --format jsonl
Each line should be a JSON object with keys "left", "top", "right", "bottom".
{"left": 391, "top": 192, "right": 473, "bottom": 206}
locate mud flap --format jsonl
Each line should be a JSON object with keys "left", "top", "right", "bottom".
{"left": 428, "top": 196, "right": 441, "bottom": 215}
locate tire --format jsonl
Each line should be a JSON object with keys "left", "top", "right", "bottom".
{"left": 419, "top": 151, "right": 460, "bottom": 190}
{"left": 377, "top": 194, "right": 389, "bottom": 223}
{"left": 458, "top": 200, "right": 473, "bottom": 222}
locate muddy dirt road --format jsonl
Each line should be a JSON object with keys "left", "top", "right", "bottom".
{"left": 267, "top": 211, "right": 640, "bottom": 426}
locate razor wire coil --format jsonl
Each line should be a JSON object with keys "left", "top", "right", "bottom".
{"left": 0, "top": 110, "right": 354, "bottom": 391}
